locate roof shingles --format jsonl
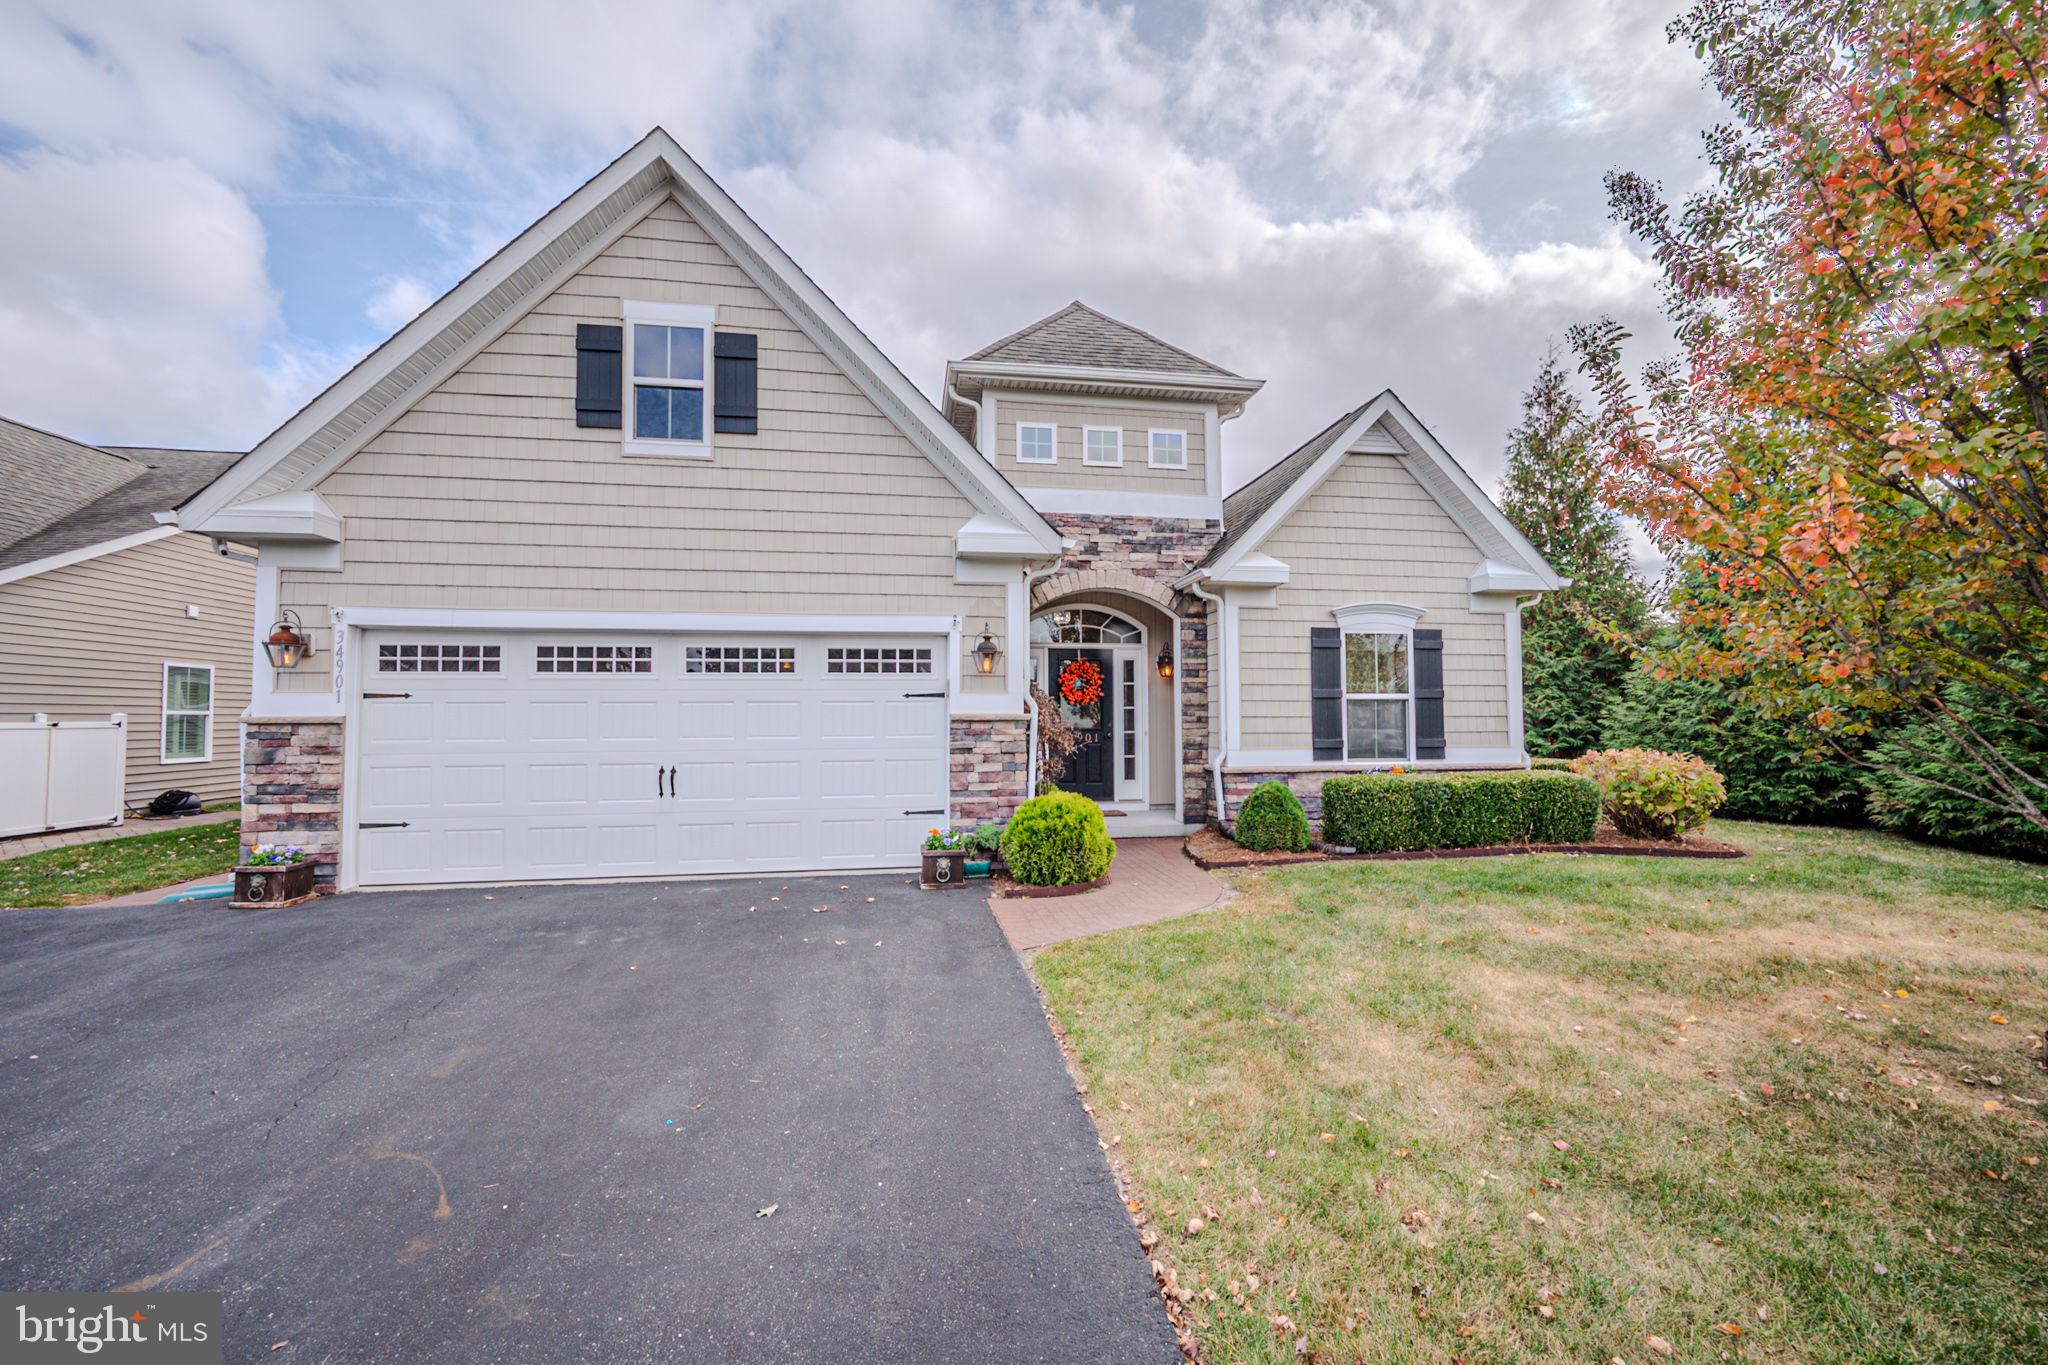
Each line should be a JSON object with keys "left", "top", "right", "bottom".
{"left": 0, "top": 431, "right": 238, "bottom": 572}
{"left": 963, "top": 301, "right": 1239, "bottom": 378}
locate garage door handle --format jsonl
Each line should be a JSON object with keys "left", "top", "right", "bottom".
{"left": 902, "top": 690, "right": 946, "bottom": 698}
{"left": 903, "top": 808, "right": 944, "bottom": 816}
{"left": 668, "top": 765, "right": 677, "bottom": 797}
{"left": 656, "top": 767, "right": 665, "bottom": 798}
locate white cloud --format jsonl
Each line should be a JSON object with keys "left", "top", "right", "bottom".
{"left": 366, "top": 275, "right": 435, "bottom": 331}
{"left": 0, "top": 0, "right": 1717, "bottom": 477}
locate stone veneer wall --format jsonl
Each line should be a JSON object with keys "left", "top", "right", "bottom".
{"left": 243, "top": 718, "right": 345, "bottom": 892}
{"left": 950, "top": 716, "right": 1030, "bottom": 827}
{"left": 1041, "top": 513, "right": 1222, "bottom": 825}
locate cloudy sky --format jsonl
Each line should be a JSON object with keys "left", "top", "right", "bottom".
{"left": 0, "top": 0, "right": 1723, "bottom": 496}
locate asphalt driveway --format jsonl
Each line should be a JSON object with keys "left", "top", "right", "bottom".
{"left": 0, "top": 875, "right": 1176, "bottom": 1363}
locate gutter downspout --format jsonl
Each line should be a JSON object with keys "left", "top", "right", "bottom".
{"left": 1184, "top": 574, "right": 1228, "bottom": 826}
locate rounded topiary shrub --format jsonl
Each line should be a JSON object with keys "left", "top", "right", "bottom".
{"left": 1570, "top": 748, "right": 1726, "bottom": 839}
{"left": 1235, "top": 780, "right": 1311, "bottom": 852}
{"left": 1000, "top": 791, "right": 1116, "bottom": 886}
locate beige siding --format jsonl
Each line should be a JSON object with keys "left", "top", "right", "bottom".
{"left": 279, "top": 197, "right": 1004, "bottom": 695}
{"left": 0, "top": 533, "right": 254, "bottom": 804}
{"left": 1238, "top": 450, "right": 1510, "bottom": 752}
{"left": 992, "top": 393, "right": 1206, "bottom": 494}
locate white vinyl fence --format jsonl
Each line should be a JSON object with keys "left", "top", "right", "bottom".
{"left": 0, "top": 714, "right": 127, "bottom": 839}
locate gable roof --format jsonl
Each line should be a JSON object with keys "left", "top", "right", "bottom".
{"left": 0, "top": 420, "right": 237, "bottom": 574}
{"left": 178, "top": 129, "right": 1062, "bottom": 554}
{"left": 1190, "top": 390, "right": 1566, "bottom": 591}
{"left": 964, "top": 300, "right": 1240, "bottom": 378}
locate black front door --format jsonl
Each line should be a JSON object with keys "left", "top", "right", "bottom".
{"left": 1048, "top": 648, "right": 1114, "bottom": 801}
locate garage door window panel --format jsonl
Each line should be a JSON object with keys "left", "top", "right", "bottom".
{"left": 826, "top": 646, "right": 933, "bottom": 675}
{"left": 536, "top": 644, "right": 653, "bottom": 674}
{"left": 685, "top": 645, "right": 796, "bottom": 675}
{"left": 378, "top": 643, "right": 501, "bottom": 674}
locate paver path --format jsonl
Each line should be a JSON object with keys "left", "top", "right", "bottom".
{"left": 991, "top": 837, "right": 1223, "bottom": 951}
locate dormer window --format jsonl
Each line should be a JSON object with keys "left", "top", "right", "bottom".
{"left": 1017, "top": 423, "right": 1056, "bottom": 464}
{"left": 625, "top": 301, "right": 715, "bottom": 458}
{"left": 1148, "top": 429, "right": 1187, "bottom": 469}
{"left": 1083, "top": 426, "right": 1123, "bottom": 467}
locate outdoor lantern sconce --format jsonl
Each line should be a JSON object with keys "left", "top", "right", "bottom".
{"left": 1156, "top": 645, "right": 1174, "bottom": 680}
{"left": 973, "top": 623, "right": 1002, "bottom": 675}
{"left": 264, "top": 609, "right": 315, "bottom": 669}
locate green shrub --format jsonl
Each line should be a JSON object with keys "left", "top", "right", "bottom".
{"left": 1859, "top": 682, "right": 2048, "bottom": 860}
{"left": 1523, "top": 771, "right": 1602, "bottom": 842}
{"left": 1570, "top": 748, "right": 1726, "bottom": 839}
{"left": 1234, "top": 781, "right": 1312, "bottom": 852}
{"left": 1000, "top": 791, "right": 1116, "bottom": 886}
{"left": 1600, "top": 663, "right": 1863, "bottom": 824}
{"left": 1318, "top": 770, "right": 1601, "bottom": 852}
{"left": 964, "top": 822, "right": 1005, "bottom": 858}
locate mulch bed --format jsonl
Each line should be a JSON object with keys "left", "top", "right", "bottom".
{"left": 1185, "top": 824, "right": 1746, "bottom": 870}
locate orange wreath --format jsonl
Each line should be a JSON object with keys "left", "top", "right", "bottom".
{"left": 1057, "top": 657, "right": 1105, "bottom": 706}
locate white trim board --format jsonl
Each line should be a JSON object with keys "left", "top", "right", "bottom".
{"left": 0, "top": 526, "right": 180, "bottom": 587}
{"left": 328, "top": 607, "right": 961, "bottom": 635}
{"left": 1018, "top": 488, "right": 1223, "bottom": 519}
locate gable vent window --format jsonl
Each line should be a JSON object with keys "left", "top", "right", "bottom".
{"left": 685, "top": 645, "right": 796, "bottom": 675}
{"left": 1148, "top": 429, "right": 1188, "bottom": 469}
{"left": 826, "top": 646, "right": 933, "bottom": 675}
{"left": 537, "top": 644, "right": 653, "bottom": 674}
{"left": 378, "top": 643, "right": 501, "bottom": 674}
{"left": 624, "top": 302, "right": 715, "bottom": 457}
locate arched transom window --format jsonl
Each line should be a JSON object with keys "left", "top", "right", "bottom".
{"left": 1031, "top": 607, "right": 1142, "bottom": 646}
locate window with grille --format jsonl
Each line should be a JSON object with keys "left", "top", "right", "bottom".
{"left": 1343, "top": 631, "right": 1410, "bottom": 760}
{"left": 684, "top": 644, "right": 796, "bottom": 674}
{"left": 161, "top": 663, "right": 213, "bottom": 762}
{"left": 377, "top": 643, "right": 501, "bottom": 674}
{"left": 825, "top": 646, "right": 933, "bottom": 675}
{"left": 536, "top": 644, "right": 653, "bottom": 674}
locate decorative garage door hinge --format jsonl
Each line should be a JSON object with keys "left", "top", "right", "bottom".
{"left": 358, "top": 821, "right": 411, "bottom": 829}
{"left": 901, "top": 691, "right": 946, "bottom": 698}
{"left": 903, "top": 808, "right": 944, "bottom": 816}
{"left": 362, "top": 691, "right": 412, "bottom": 699}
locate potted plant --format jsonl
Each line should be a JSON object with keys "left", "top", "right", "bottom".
{"left": 963, "top": 822, "right": 1004, "bottom": 878}
{"left": 232, "top": 843, "right": 318, "bottom": 909}
{"left": 920, "top": 828, "right": 969, "bottom": 890}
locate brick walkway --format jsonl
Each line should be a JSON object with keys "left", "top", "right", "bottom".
{"left": 990, "top": 837, "right": 1224, "bottom": 952}
{"left": 0, "top": 809, "right": 239, "bottom": 862}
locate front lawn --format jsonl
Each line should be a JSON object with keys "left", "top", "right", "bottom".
{"left": 1034, "top": 822, "right": 2048, "bottom": 1362}
{"left": 0, "top": 820, "right": 240, "bottom": 909}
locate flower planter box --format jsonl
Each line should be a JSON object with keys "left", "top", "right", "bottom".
{"left": 230, "top": 860, "right": 318, "bottom": 909}
{"left": 920, "top": 849, "right": 970, "bottom": 890}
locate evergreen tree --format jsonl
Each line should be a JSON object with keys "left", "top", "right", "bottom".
{"left": 1497, "top": 350, "right": 1649, "bottom": 756}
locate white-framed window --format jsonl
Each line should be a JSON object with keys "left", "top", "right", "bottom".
{"left": 685, "top": 645, "right": 796, "bottom": 675}
{"left": 624, "top": 301, "right": 715, "bottom": 458}
{"left": 161, "top": 662, "right": 213, "bottom": 764}
{"left": 536, "top": 644, "right": 653, "bottom": 674}
{"left": 1148, "top": 428, "right": 1188, "bottom": 469}
{"left": 1342, "top": 632, "right": 1411, "bottom": 761}
{"left": 1083, "top": 425, "right": 1123, "bottom": 467}
{"left": 826, "top": 646, "right": 933, "bottom": 675}
{"left": 1016, "top": 422, "right": 1056, "bottom": 464}
{"left": 377, "top": 642, "right": 501, "bottom": 674}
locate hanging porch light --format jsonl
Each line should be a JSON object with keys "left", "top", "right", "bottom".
{"left": 264, "top": 609, "right": 315, "bottom": 669}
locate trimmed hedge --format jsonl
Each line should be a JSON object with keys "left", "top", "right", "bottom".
{"left": 1320, "top": 771, "right": 1601, "bottom": 854}
{"left": 1000, "top": 791, "right": 1117, "bottom": 886}
{"left": 1236, "top": 780, "right": 1312, "bottom": 852}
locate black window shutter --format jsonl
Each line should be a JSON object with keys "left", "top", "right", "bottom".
{"left": 714, "top": 331, "right": 758, "bottom": 434}
{"left": 574, "top": 324, "right": 622, "bottom": 429}
{"left": 1310, "top": 627, "right": 1343, "bottom": 760}
{"left": 1413, "top": 628, "right": 1445, "bottom": 760}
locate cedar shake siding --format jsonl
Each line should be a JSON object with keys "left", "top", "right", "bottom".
{"left": 0, "top": 532, "right": 254, "bottom": 805}
{"left": 1236, "top": 450, "right": 1510, "bottom": 754}
{"left": 272, "top": 197, "right": 1004, "bottom": 698}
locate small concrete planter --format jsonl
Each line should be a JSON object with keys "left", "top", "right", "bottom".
{"left": 231, "top": 860, "right": 318, "bottom": 909}
{"left": 920, "top": 849, "right": 969, "bottom": 890}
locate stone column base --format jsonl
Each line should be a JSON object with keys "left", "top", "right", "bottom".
{"left": 243, "top": 718, "right": 344, "bottom": 892}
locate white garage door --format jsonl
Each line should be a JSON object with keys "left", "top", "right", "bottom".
{"left": 352, "top": 632, "right": 950, "bottom": 886}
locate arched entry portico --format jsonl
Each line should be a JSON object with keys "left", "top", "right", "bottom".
{"left": 1030, "top": 592, "right": 1184, "bottom": 818}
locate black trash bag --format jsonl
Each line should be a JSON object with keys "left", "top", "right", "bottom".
{"left": 146, "top": 789, "right": 200, "bottom": 817}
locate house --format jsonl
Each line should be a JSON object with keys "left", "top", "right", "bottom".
{"left": 0, "top": 415, "right": 252, "bottom": 809}
{"left": 174, "top": 129, "right": 1563, "bottom": 893}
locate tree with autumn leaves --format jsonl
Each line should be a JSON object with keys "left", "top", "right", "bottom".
{"left": 1572, "top": 0, "right": 2048, "bottom": 835}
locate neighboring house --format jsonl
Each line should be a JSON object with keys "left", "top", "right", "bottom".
{"left": 0, "top": 415, "right": 251, "bottom": 809}
{"left": 174, "top": 128, "right": 1562, "bottom": 893}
